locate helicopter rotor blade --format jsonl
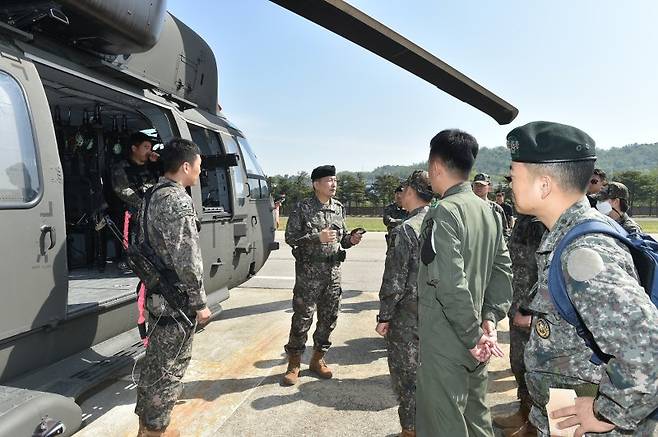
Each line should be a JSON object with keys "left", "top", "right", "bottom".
{"left": 269, "top": 0, "right": 518, "bottom": 125}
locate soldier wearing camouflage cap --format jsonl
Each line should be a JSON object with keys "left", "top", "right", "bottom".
{"left": 376, "top": 170, "right": 432, "bottom": 437}
{"left": 472, "top": 173, "right": 512, "bottom": 239}
{"left": 507, "top": 121, "right": 658, "bottom": 436}
{"left": 595, "top": 181, "right": 642, "bottom": 234}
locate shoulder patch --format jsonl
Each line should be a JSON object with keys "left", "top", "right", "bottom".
{"left": 566, "top": 247, "right": 605, "bottom": 282}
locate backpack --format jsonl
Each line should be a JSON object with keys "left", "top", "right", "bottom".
{"left": 548, "top": 219, "right": 658, "bottom": 366}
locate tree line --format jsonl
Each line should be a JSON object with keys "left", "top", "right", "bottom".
{"left": 269, "top": 142, "right": 658, "bottom": 216}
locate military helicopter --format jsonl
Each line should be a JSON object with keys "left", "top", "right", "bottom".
{"left": 0, "top": 1, "right": 517, "bottom": 435}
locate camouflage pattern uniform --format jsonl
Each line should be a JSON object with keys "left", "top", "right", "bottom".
{"left": 488, "top": 199, "right": 512, "bottom": 240}
{"left": 379, "top": 205, "right": 428, "bottom": 431}
{"left": 507, "top": 214, "right": 545, "bottom": 409}
{"left": 618, "top": 212, "right": 642, "bottom": 234}
{"left": 111, "top": 159, "right": 160, "bottom": 212}
{"left": 383, "top": 202, "right": 408, "bottom": 246}
{"left": 284, "top": 196, "right": 354, "bottom": 354}
{"left": 525, "top": 198, "right": 658, "bottom": 436}
{"left": 134, "top": 177, "right": 207, "bottom": 431}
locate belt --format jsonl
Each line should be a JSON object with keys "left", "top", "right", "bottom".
{"left": 149, "top": 311, "right": 196, "bottom": 327}
{"left": 307, "top": 254, "right": 342, "bottom": 263}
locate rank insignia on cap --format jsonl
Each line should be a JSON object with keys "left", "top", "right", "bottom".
{"left": 535, "top": 318, "right": 551, "bottom": 339}
{"left": 507, "top": 137, "right": 520, "bottom": 156}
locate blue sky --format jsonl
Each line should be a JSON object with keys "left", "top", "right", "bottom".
{"left": 168, "top": 1, "right": 658, "bottom": 175}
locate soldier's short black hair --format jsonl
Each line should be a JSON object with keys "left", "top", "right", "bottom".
{"left": 528, "top": 160, "right": 595, "bottom": 194}
{"left": 130, "top": 131, "right": 154, "bottom": 146}
{"left": 161, "top": 138, "right": 201, "bottom": 174}
{"left": 593, "top": 168, "right": 607, "bottom": 182}
{"left": 429, "top": 129, "right": 478, "bottom": 178}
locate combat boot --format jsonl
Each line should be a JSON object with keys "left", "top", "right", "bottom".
{"left": 400, "top": 429, "right": 416, "bottom": 437}
{"left": 503, "top": 422, "right": 537, "bottom": 437}
{"left": 282, "top": 353, "right": 302, "bottom": 386}
{"left": 309, "top": 350, "right": 333, "bottom": 379}
{"left": 493, "top": 402, "right": 530, "bottom": 429}
{"left": 140, "top": 427, "right": 181, "bottom": 437}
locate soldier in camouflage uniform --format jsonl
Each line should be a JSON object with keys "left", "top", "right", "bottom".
{"left": 282, "top": 165, "right": 363, "bottom": 385}
{"left": 376, "top": 170, "right": 433, "bottom": 437}
{"left": 383, "top": 184, "right": 408, "bottom": 247}
{"left": 507, "top": 121, "right": 658, "bottom": 436}
{"left": 492, "top": 214, "right": 546, "bottom": 436}
{"left": 111, "top": 132, "right": 161, "bottom": 213}
{"left": 111, "top": 132, "right": 161, "bottom": 267}
{"left": 134, "top": 138, "right": 212, "bottom": 437}
{"left": 472, "top": 173, "right": 512, "bottom": 239}
{"left": 594, "top": 181, "right": 642, "bottom": 234}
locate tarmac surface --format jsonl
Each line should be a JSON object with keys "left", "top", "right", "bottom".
{"left": 74, "top": 232, "right": 517, "bottom": 436}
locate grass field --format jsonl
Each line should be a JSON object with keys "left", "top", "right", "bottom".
{"left": 278, "top": 217, "right": 658, "bottom": 234}
{"left": 636, "top": 218, "right": 658, "bottom": 234}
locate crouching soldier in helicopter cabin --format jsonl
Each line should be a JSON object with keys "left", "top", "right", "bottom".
{"left": 282, "top": 165, "right": 364, "bottom": 385}
{"left": 134, "top": 138, "right": 212, "bottom": 437}
{"left": 375, "top": 170, "right": 433, "bottom": 437}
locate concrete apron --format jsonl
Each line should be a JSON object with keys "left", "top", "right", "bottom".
{"left": 75, "top": 232, "right": 518, "bottom": 436}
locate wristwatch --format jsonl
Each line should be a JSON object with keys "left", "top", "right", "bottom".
{"left": 376, "top": 314, "right": 389, "bottom": 323}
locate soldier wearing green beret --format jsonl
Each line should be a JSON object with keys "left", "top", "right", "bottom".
{"left": 416, "top": 129, "right": 512, "bottom": 437}
{"left": 595, "top": 181, "right": 642, "bottom": 234}
{"left": 507, "top": 121, "right": 658, "bottom": 436}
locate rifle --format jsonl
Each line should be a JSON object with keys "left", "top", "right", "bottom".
{"left": 102, "top": 214, "right": 194, "bottom": 328}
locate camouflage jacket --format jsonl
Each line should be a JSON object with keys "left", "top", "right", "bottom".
{"left": 507, "top": 214, "right": 546, "bottom": 318}
{"left": 488, "top": 199, "right": 512, "bottom": 238}
{"left": 378, "top": 205, "right": 428, "bottom": 326}
{"left": 111, "top": 158, "right": 160, "bottom": 211}
{"left": 285, "top": 196, "right": 354, "bottom": 261}
{"left": 138, "top": 177, "right": 207, "bottom": 316}
{"left": 525, "top": 198, "right": 658, "bottom": 434}
{"left": 618, "top": 212, "right": 642, "bottom": 235}
{"left": 383, "top": 202, "right": 408, "bottom": 234}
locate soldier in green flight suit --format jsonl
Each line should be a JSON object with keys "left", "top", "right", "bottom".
{"left": 416, "top": 129, "right": 513, "bottom": 437}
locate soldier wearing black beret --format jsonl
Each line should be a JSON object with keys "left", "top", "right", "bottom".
{"left": 507, "top": 121, "right": 658, "bottom": 436}
{"left": 281, "top": 164, "right": 363, "bottom": 386}
{"left": 383, "top": 181, "right": 409, "bottom": 247}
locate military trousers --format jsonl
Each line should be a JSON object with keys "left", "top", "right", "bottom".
{"left": 386, "top": 321, "right": 419, "bottom": 431}
{"left": 416, "top": 355, "right": 493, "bottom": 437}
{"left": 135, "top": 319, "right": 195, "bottom": 430}
{"left": 285, "top": 262, "right": 342, "bottom": 355}
{"left": 509, "top": 324, "right": 531, "bottom": 406}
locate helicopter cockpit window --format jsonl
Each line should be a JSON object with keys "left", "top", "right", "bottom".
{"left": 236, "top": 137, "right": 265, "bottom": 177}
{"left": 219, "top": 132, "right": 247, "bottom": 201}
{"left": 188, "top": 124, "right": 231, "bottom": 214}
{"left": 236, "top": 136, "right": 269, "bottom": 200}
{"left": 0, "top": 72, "right": 41, "bottom": 208}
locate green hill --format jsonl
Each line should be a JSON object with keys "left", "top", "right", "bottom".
{"left": 336, "top": 142, "right": 658, "bottom": 182}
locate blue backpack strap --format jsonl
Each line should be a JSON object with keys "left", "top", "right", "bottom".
{"left": 548, "top": 219, "right": 630, "bottom": 365}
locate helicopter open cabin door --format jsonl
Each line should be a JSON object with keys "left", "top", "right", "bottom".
{"left": 0, "top": 53, "right": 67, "bottom": 341}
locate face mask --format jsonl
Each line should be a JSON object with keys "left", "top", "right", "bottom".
{"left": 596, "top": 200, "right": 613, "bottom": 215}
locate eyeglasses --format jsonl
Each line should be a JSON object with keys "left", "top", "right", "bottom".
{"left": 590, "top": 179, "right": 600, "bottom": 185}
